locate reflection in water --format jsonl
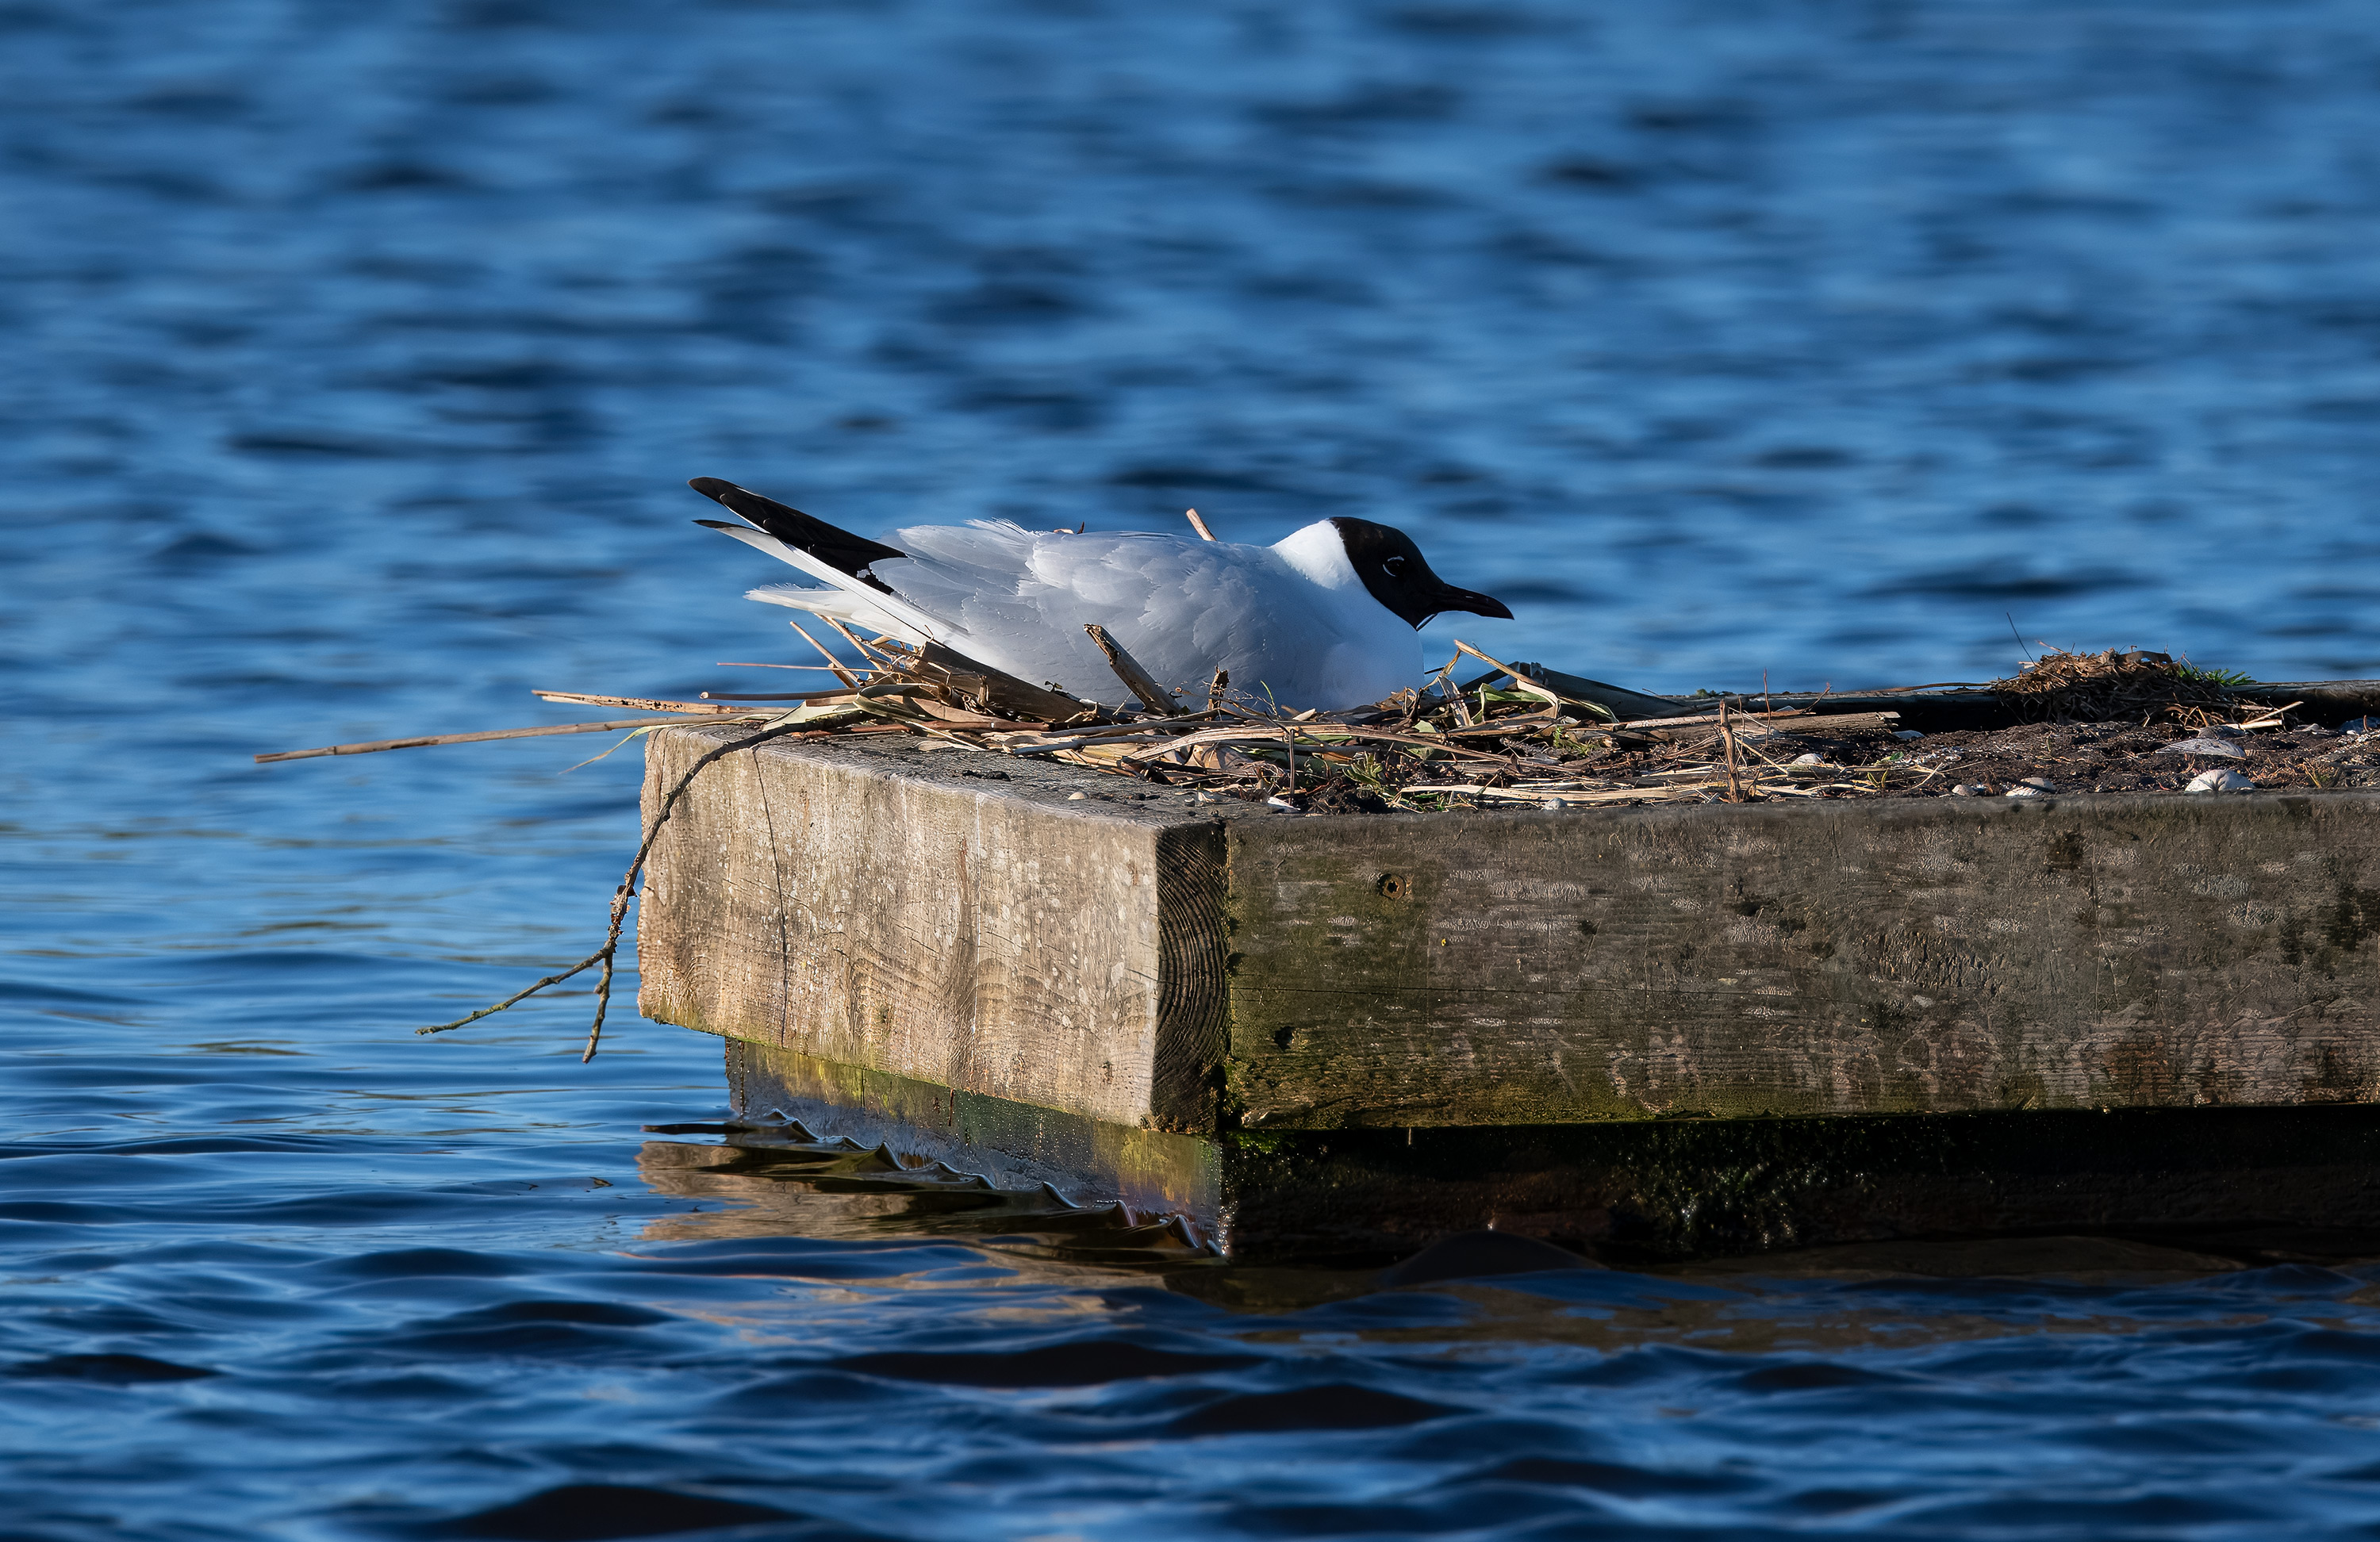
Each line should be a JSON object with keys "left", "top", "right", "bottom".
{"left": 635, "top": 1133, "right": 1212, "bottom": 1268}
{"left": 632, "top": 1125, "right": 2341, "bottom": 1364}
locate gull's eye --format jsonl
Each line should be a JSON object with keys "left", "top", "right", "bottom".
{"left": 1384, "top": 556, "right": 1405, "bottom": 577}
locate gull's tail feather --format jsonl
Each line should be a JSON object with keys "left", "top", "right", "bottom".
{"left": 745, "top": 583, "right": 871, "bottom": 623}
{"left": 742, "top": 583, "right": 928, "bottom": 644}
{"left": 694, "top": 520, "right": 958, "bottom": 645}
{"left": 689, "top": 477, "right": 905, "bottom": 587}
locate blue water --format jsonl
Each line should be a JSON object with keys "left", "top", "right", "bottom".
{"left": 10, "top": 1, "right": 2380, "bottom": 1536}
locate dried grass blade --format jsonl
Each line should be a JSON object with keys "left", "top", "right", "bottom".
{"left": 1449, "top": 640, "right": 1616, "bottom": 723}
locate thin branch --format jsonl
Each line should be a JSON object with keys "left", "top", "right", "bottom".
{"left": 418, "top": 952, "right": 605, "bottom": 1036}
{"left": 1185, "top": 508, "right": 1219, "bottom": 541}
{"left": 577, "top": 719, "right": 811, "bottom": 1061}
{"left": 416, "top": 719, "right": 812, "bottom": 1058}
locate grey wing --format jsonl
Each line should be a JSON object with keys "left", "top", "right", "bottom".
{"left": 885, "top": 524, "right": 1327, "bottom": 699}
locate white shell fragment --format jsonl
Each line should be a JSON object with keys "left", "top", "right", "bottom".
{"left": 2005, "top": 784, "right": 2047, "bottom": 799}
{"left": 1952, "top": 783, "right": 1983, "bottom": 796}
{"left": 1791, "top": 753, "right": 1826, "bottom": 766}
{"left": 2160, "top": 737, "right": 2248, "bottom": 760}
{"left": 2021, "top": 777, "right": 2056, "bottom": 791}
{"left": 2186, "top": 767, "right": 2255, "bottom": 793}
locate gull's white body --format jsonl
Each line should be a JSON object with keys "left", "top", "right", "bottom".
{"left": 722, "top": 519, "right": 1422, "bottom": 709}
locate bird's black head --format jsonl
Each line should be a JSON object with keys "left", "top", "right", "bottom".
{"left": 1330, "top": 517, "right": 1514, "bottom": 629}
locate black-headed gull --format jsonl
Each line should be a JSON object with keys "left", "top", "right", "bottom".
{"left": 688, "top": 478, "right": 1512, "bottom": 709}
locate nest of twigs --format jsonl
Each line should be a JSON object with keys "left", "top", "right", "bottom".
{"left": 526, "top": 623, "right": 1915, "bottom": 819}
{"left": 1991, "top": 648, "right": 2244, "bottom": 724}
{"left": 645, "top": 628, "right": 1655, "bottom": 817}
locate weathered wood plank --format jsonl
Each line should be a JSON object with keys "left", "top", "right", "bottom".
{"left": 638, "top": 726, "right": 1226, "bottom": 1130}
{"left": 637, "top": 727, "right": 2380, "bottom": 1134}
{"left": 1225, "top": 795, "right": 2380, "bottom": 1127}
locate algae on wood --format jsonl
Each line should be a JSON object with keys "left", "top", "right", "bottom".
{"left": 1224, "top": 796, "right": 2380, "bottom": 1128}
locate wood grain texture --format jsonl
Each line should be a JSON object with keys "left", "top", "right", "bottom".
{"left": 637, "top": 725, "right": 1226, "bottom": 1128}
{"left": 1225, "top": 793, "right": 2380, "bottom": 1127}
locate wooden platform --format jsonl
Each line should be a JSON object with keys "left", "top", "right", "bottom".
{"left": 635, "top": 724, "right": 2380, "bottom": 1256}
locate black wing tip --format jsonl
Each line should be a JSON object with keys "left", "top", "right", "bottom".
{"left": 688, "top": 475, "right": 818, "bottom": 525}
{"left": 684, "top": 476, "right": 908, "bottom": 572}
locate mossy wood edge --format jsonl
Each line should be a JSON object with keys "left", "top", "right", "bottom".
{"left": 637, "top": 725, "right": 2380, "bottom": 1133}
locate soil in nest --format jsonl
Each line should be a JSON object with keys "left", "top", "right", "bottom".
{"left": 1800, "top": 719, "right": 2380, "bottom": 800}
{"left": 1224, "top": 715, "right": 2380, "bottom": 814}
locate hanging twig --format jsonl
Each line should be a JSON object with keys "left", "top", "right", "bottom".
{"left": 414, "top": 953, "right": 610, "bottom": 1038}
{"left": 418, "top": 718, "right": 811, "bottom": 1058}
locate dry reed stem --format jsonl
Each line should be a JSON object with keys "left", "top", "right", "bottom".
{"left": 1083, "top": 623, "right": 1183, "bottom": 714}
{"left": 821, "top": 616, "right": 897, "bottom": 670}
{"left": 532, "top": 690, "right": 753, "bottom": 715}
{"left": 784, "top": 620, "right": 862, "bottom": 688}
{"left": 1718, "top": 700, "right": 1745, "bottom": 802}
{"left": 255, "top": 716, "right": 724, "bottom": 763}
